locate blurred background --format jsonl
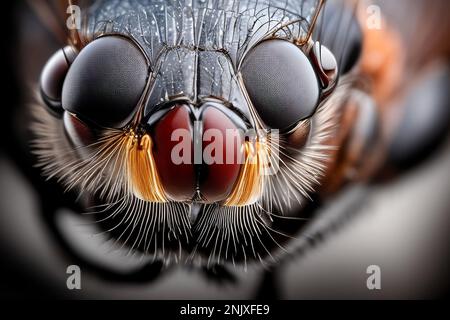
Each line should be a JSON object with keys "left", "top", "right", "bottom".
{"left": 0, "top": 0, "right": 449, "bottom": 299}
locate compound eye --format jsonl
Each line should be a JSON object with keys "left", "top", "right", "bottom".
{"left": 240, "top": 40, "right": 320, "bottom": 130}
{"left": 62, "top": 36, "right": 149, "bottom": 128}
{"left": 40, "top": 46, "right": 77, "bottom": 116}
{"left": 315, "top": 1, "right": 362, "bottom": 75}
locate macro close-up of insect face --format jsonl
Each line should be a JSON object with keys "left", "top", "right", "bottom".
{"left": 35, "top": 0, "right": 348, "bottom": 265}
{"left": 1, "top": 0, "right": 449, "bottom": 300}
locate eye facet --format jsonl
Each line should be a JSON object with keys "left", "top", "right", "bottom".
{"left": 240, "top": 40, "right": 320, "bottom": 130}
{"left": 62, "top": 36, "right": 149, "bottom": 128}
